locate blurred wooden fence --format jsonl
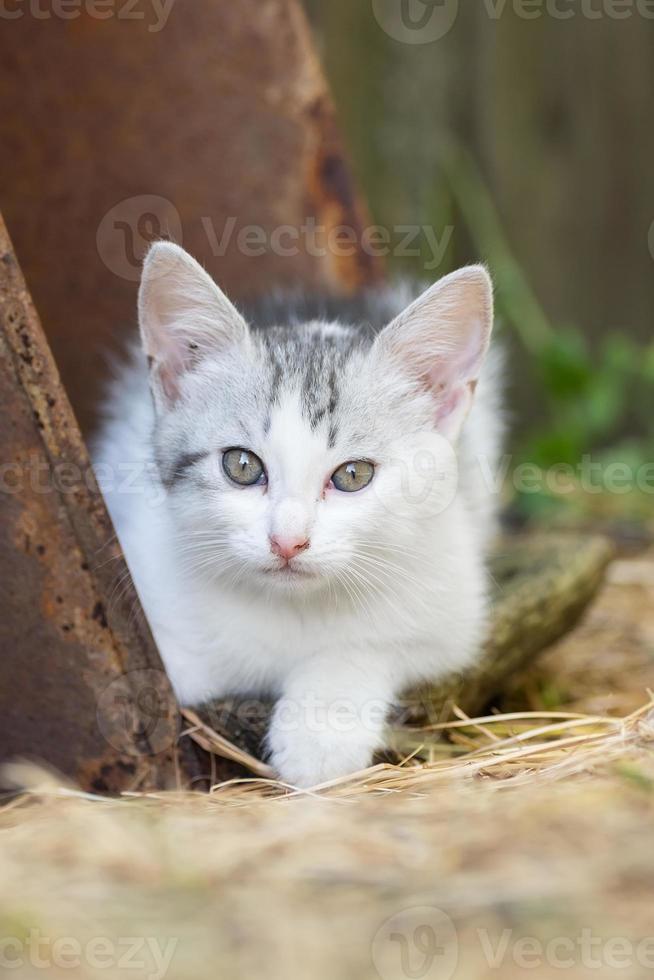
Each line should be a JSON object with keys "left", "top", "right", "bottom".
{"left": 308, "top": 1, "right": 654, "bottom": 347}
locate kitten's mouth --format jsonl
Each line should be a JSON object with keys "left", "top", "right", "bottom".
{"left": 265, "top": 562, "right": 315, "bottom": 580}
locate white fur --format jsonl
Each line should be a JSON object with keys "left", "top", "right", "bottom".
{"left": 94, "top": 244, "right": 502, "bottom": 788}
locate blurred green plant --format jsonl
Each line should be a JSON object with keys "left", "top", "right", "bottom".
{"left": 441, "top": 144, "right": 654, "bottom": 524}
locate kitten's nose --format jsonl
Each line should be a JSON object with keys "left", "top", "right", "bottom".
{"left": 269, "top": 535, "right": 310, "bottom": 561}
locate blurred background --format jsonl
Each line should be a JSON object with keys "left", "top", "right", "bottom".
{"left": 305, "top": 0, "right": 654, "bottom": 528}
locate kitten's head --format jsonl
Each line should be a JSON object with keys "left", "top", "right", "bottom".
{"left": 139, "top": 242, "right": 493, "bottom": 597}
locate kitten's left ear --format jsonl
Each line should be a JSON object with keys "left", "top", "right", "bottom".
{"left": 375, "top": 265, "right": 493, "bottom": 441}
{"left": 138, "top": 241, "right": 250, "bottom": 411}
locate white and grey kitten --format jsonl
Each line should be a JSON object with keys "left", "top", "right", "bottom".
{"left": 95, "top": 242, "right": 502, "bottom": 787}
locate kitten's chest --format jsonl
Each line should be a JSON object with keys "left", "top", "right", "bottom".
{"left": 202, "top": 596, "right": 388, "bottom": 668}
{"left": 150, "top": 595, "right": 338, "bottom": 704}
{"left": 151, "top": 588, "right": 359, "bottom": 702}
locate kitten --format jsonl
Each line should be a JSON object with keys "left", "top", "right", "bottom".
{"left": 94, "top": 242, "right": 502, "bottom": 787}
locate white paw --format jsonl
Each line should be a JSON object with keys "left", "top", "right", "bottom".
{"left": 268, "top": 728, "right": 376, "bottom": 789}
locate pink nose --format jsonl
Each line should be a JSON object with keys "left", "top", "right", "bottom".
{"left": 270, "top": 535, "right": 310, "bottom": 561}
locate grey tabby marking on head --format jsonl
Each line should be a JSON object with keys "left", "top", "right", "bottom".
{"left": 161, "top": 450, "right": 209, "bottom": 490}
{"left": 242, "top": 291, "right": 402, "bottom": 446}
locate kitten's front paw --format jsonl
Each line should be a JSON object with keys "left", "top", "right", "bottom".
{"left": 268, "top": 728, "right": 376, "bottom": 789}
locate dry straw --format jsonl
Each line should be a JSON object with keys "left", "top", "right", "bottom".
{"left": 1, "top": 699, "right": 652, "bottom": 980}
{"left": 190, "top": 696, "right": 654, "bottom": 802}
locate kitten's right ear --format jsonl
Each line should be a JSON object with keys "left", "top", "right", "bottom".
{"left": 138, "top": 241, "right": 250, "bottom": 411}
{"left": 373, "top": 266, "right": 493, "bottom": 442}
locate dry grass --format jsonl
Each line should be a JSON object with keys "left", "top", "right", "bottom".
{"left": 1, "top": 549, "right": 653, "bottom": 979}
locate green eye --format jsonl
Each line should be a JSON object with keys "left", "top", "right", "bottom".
{"left": 331, "top": 460, "right": 375, "bottom": 493}
{"left": 222, "top": 448, "right": 266, "bottom": 487}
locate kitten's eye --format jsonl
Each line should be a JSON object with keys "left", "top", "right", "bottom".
{"left": 331, "top": 460, "right": 375, "bottom": 493}
{"left": 222, "top": 448, "right": 266, "bottom": 487}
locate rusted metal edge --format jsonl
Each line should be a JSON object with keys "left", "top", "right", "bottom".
{"left": 0, "top": 213, "right": 205, "bottom": 792}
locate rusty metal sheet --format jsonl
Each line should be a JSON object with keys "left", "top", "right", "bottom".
{"left": 0, "top": 214, "right": 200, "bottom": 793}
{"left": 0, "top": 0, "right": 383, "bottom": 432}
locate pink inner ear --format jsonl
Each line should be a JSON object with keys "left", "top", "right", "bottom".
{"left": 434, "top": 385, "right": 463, "bottom": 425}
{"left": 377, "top": 266, "right": 493, "bottom": 440}
{"left": 156, "top": 360, "right": 181, "bottom": 404}
{"left": 433, "top": 381, "right": 475, "bottom": 441}
{"left": 426, "top": 316, "right": 484, "bottom": 400}
{"left": 435, "top": 319, "right": 484, "bottom": 383}
{"left": 423, "top": 318, "right": 487, "bottom": 439}
{"left": 148, "top": 327, "right": 184, "bottom": 403}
